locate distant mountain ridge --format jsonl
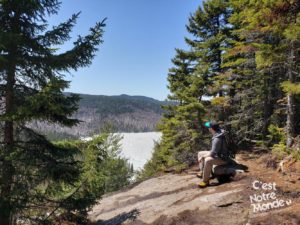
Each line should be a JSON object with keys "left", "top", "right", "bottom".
{"left": 31, "top": 93, "right": 170, "bottom": 140}
{"left": 74, "top": 93, "right": 164, "bottom": 116}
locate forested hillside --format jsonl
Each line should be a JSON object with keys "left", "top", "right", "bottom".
{"left": 1, "top": 0, "right": 300, "bottom": 224}
{"left": 141, "top": 0, "right": 300, "bottom": 178}
{"left": 30, "top": 93, "right": 169, "bottom": 139}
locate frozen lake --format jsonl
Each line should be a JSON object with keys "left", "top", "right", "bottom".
{"left": 118, "top": 132, "right": 162, "bottom": 170}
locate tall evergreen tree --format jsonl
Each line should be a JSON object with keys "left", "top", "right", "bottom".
{"left": 145, "top": 49, "right": 206, "bottom": 172}
{"left": 164, "top": 49, "right": 206, "bottom": 166}
{"left": 225, "top": 0, "right": 282, "bottom": 141}
{"left": 186, "top": 0, "right": 233, "bottom": 97}
{"left": 0, "top": 0, "right": 105, "bottom": 224}
{"left": 229, "top": 0, "right": 300, "bottom": 147}
{"left": 142, "top": 0, "right": 234, "bottom": 175}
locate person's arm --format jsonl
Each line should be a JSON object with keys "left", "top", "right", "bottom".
{"left": 210, "top": 137, "right": 222, "bottom": 158}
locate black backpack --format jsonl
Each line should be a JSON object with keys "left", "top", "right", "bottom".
{"left": 220, "top": 127, "right": 238, "bottom": 159}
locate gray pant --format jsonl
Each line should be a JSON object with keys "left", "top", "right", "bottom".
{"left": 198, "top": 151, "right": 210, "bottom": 172}
{"left": 198, "top": 151, "right": 227, "bottom": 183}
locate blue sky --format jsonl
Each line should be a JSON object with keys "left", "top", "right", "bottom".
{"left": 49, "top": 0, "right": 202, "bottom": 100}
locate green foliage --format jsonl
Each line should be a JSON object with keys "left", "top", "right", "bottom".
{"left": 143, "top": 0, "right": 300, "bottom": 179}
{"left": 31, "top": 133, "right": 134, "bottom": 224}
{"left": 151, "top": 49, "right": 207, "bottom": 171}
{"left": 267, "top": 124, "right": 286, "bottom": 144}
{"left": 211, "top": 96, "right": 230, "bottom": 108}
{"left": 284, "top": 22, "right": 300, "bottom": 40}
{"left": 281, "top": 81, "right": 300, "bottom": 94}
{"left": 141, "top": 0, "right": 237, "bottom": 177}
{"left": 292, "top": 150, "right": 300, "bottom": 161}
{"left": 0, "top": 0, "right": 106, "bottom": 224}
{"left": 271, "top": 143, "right": 288, "bottom": 160}
{"left": 271, "top": 141, "right": 300, "bottom": 161}
{"left": 267, "top": 124, "right": 289, "bottom": 159}
{"left": 226, "top": 0, "right": 300, "bottom": 143}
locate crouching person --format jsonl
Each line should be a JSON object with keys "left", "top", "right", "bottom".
{"left": 198, "top": 121, "right": 228, "bottom": 188}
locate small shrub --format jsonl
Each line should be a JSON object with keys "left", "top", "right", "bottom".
{"left": 271, "top": 143, "right": 288, "bottom": 160}
{"left": 267, "top": 124, "right": 286, "bottom": 144}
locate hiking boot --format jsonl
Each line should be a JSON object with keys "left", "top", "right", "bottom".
{"left": 198, "top": 181, "right": 209, "bottom": 188}
{"left": 196, "top": 172, "right": 203, "bottom": 178}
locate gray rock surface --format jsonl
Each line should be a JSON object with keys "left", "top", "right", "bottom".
{"left": 88, "top": 173, "right": 248, "bottom": 225}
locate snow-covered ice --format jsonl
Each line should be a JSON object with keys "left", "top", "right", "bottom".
{"left": 118, "top": 132, "right": 162, "bottom": 170}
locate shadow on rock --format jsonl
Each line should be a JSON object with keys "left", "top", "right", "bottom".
{"left": 90, "top": 209, "right": 140, "bottom": 225}
{"left": 212, "top": 160, "right": 249, "bottom": 184}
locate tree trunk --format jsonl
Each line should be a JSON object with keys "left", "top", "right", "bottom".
{"left": 0, "top": 58, "right": 16, "bottom": 225}
{"left": 0, "top": 10, "right": 20, "bottom": 224}
{"left": 262, "top": 71, "right": 274, "bottom": 139}
{"left": 287, "top": 94, "right": 295, "bottom": 148}
{"left": 286, "top": 40, "right": 296, "bottom": 148}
